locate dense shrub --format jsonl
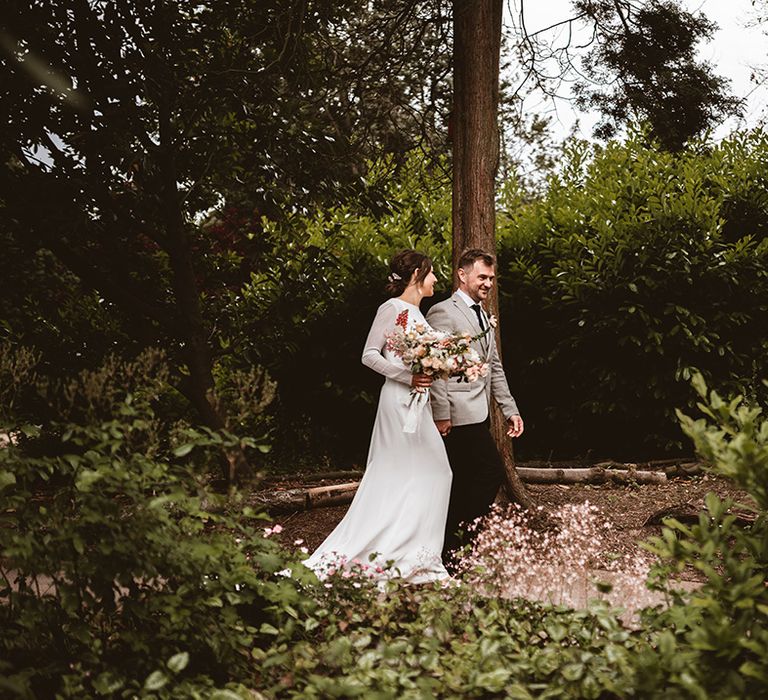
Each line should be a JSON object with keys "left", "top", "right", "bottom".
{"left": 634, "top": 375, "right": 768, "bottom": 697}
{"left": 219, "top": 132, "right": 768, "bottom": 467}
{"left": 2, "top": 339, "right": 766, "bottom": 696}
{"left": 498, "top": 130, "right": 768, "bottom": 457}
{"left": 219, "top": 158, "right": 454, "bottom": 470}
{"left": 0, "top": 348, "right": 308, "bottom": 698}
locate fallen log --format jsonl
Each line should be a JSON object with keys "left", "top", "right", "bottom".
{"left": 595, "top": 459, "right": 703, "bottom": 478}
{"left": 661, "top": 462, "right": 704, "bottom": 478}
{"left": 264, "top": 482, "right": 361, "bottom": 513}
{"left": 305, "top": 482, "right": 360, "bottom": 508}
{"left": 516, "top": 466, "right": 667, "bottom": 485}
{"left": 263, "top": 465, "right": 670, "bottom": 513}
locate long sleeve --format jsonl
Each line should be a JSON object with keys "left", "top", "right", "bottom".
{"left": 425, "top": 303, "right": 453, "bottom": 420}
{"left": 361, "top": 302, "right": 413, "bottom": 384}
{"left": 489, "top": 341, "right": 519, "bottom": 418}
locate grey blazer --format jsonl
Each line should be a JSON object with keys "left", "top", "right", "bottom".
{"left": 426, "top": 292, "right": 519, "bottom": 427}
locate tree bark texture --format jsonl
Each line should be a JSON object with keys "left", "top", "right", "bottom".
{"left": 451, "top": 0, "right": 502, "bottom": 272}
{"left": 452, "top": 0, "right": 532, "bottom": 508}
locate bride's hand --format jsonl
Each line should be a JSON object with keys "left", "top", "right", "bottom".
{"left": 411, "top": 373, "right": 433, "bottom": 391}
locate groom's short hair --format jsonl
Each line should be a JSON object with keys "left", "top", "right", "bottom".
{"left": 458, "top": 248, "right": 495, "bottom": 270}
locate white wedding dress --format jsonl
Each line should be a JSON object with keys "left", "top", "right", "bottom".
{"left": 304, "top": 298, "right": 452, "bottom": 583}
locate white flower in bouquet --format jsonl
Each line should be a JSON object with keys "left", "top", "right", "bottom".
{"left": 385, "top": 318, "right": 489, "bottom": 384}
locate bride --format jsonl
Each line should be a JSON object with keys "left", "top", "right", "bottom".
{"left": 303, "top": 250, "right": 452, "bottom": 583}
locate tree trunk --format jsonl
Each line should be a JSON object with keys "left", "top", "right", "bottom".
{"left": 451, "top": 0, "right": 502, "bottom": 272}
{"left": 452, "top": 0, "right": 532, "bottom": 508}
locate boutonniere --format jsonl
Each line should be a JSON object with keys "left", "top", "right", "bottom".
{"left": 488, "top": 314, "right": 498, "bottom": 329}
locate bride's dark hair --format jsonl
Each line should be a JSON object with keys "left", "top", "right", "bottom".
{"left": 385, "top": 250, "right": 432, "bottom": 297}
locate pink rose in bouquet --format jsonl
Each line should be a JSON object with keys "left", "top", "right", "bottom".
{"left": 385, "top": 321, "right": 489, "bottom": 384}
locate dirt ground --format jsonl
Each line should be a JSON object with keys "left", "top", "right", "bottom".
{"left": 263, "top": 471, "right": 752, "bottom": 579}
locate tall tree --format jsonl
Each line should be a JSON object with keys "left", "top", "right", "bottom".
{"left": 452, "top": 0, "right": 532, "bottom": 508}
{"left": 0, "top": 0, "right": 454, "bottom": 482}
{"left": 578, "top": 0, "right": 741, "bottom": 150}
{"left": 509, "top": 0, "right": 741, "bottom": 151}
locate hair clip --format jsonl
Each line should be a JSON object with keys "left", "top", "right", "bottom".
{"left": 387, "top": 272, "right": 402, "bottom": 282}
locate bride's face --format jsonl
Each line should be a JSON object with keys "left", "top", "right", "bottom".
{"left": 419, "top": 268, "right": 437, "bottom": 297}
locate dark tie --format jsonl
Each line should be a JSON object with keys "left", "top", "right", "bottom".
{"left": 471, "top": 304, "right": 485, "bottom": 331}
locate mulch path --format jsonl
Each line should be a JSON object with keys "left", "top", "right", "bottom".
{"left": 262, "top": 471, "right": 752, "bottom": 580}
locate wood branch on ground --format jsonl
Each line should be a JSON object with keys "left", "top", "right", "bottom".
{"left": 517, "top": 466, "right": 667, "bottom": 485}
{"left": 260, "top": 462, "right": 684, "bottom": 513}
{"left": 594, "top": 460, "right": 704, "bottom": 477}
{"left": 262, "top": 482, "right": 361, "bottom": 514}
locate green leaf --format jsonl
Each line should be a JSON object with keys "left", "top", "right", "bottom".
{"left": 173, "top": 443, "right": 195, "bottom": 457}
{"left": 167, "top": 651, "right": 189, "bottom": 674}
{"left": 19, "top": 424, "right": 40, "bottom": 438}
{"left": 143, "top": 670, "right": 168, "bottom": 691}
{"left": 75, "top": 469, "right": 103, "bottom": 491}
{"left": 739, "top": 661, "right": 768, "bottom": 682}
{"left": 561, "top": 662, "right": 584, "bottom": 681}
{"left": 210, "top": 692, "right": 246, "bottom": 700}
{"left": 0, "top": 471, "right": 16, "bottom": 491}
{"left": 72, "top": 535, "right": 85, "bottom": 555}
{"left": 475, "top": 668, "right": 512, "bottom": 691}
{"left": 92, "top": 671, "right": 124, "bottom": 695}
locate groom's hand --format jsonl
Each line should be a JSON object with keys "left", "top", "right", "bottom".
{"left": 435, "top": 419, "right": 452, "bottom": 437}
{"left": 507, "top": 415, "right": 524, "bottom": 438}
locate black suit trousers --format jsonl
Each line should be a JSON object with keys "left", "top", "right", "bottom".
{"left": 441, "top": 418, "right": 505, "bottom": 561}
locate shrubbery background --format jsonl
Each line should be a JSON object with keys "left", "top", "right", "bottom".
{"left": 224, "top": 131, "right": 768, "bottom": 467}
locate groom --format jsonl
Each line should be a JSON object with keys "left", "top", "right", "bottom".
{"left": 426, "top": 248, "right": 524, "bottom": 566}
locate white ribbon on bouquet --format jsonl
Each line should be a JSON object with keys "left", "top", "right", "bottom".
{"left": 402, "top": 388, "right": 429, "bottom": 433}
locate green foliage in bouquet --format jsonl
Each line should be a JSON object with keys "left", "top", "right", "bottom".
{"left": 0, "top": 347, "right": 311, "bottom": 698}
{"left": 635, "top": 374, "right": 768, "bottom": 697}
{"left": 498, "top": 129, "right": 768, "bottom": 456}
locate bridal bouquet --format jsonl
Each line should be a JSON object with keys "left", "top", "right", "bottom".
{"left": 385, "top": 322, "right": 489, "bottom": 384}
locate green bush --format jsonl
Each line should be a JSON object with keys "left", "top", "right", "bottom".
{"left": 219, "top": 156, "right": 454, "bottom": 470}
{"left": 256, "top": 576, "right": 645, "bottom": 699}
{"left": 634, "top": 375, "right": 768, "bottom": 697}
{"left": 2, "top": 347, "right": 767, "bottom": 697}
{"left": 498, "top": 130, "right": 768, "bottom": 456}
{"left": 220, "top": 132, "right": 768, "bottom": 466}
{"left": 0, "top": 348, "right": 310, "bottom": 698}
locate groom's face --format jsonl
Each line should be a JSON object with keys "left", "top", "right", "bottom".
{"left": 459, "top": 260, "right": 495, "bottom": 303}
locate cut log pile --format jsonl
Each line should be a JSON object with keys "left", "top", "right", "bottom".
{"left": 258, "top": 459, "right": 707, "bottom": 514}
